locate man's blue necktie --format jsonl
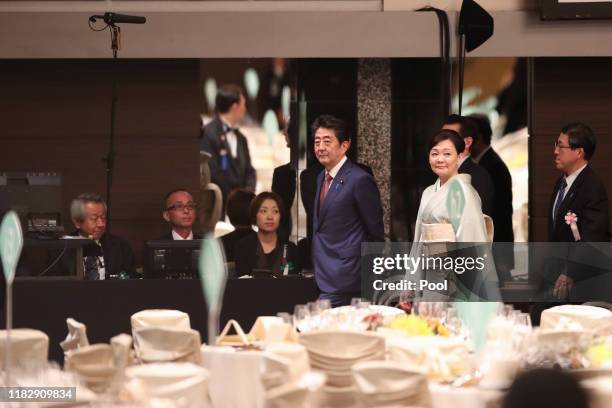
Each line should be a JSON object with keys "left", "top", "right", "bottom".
{"left": 553, "top": 178, "right": 568, "bottom": 224}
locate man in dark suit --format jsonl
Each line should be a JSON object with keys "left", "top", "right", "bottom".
{"left": 160, "top": 189, "right": 202, "bottom": 240}
{"left": 311, "top": 115, "right": 384, "bottom": 306}
{"left": 469, "top": 114, "right": 515, "bottom": 283}
{"left": 549, "top": 123, "right": 610, "bottom": 296}
{"left": 533, "top": 123, "right": 610, "bottom": 323}
{"left": 443, "top": 115, "right": 494, "bottom": 217}
{"left": 200, "top": 85, "right": 256, "bottom": 217}
{"left": 69, "top": 193, "right": 135, "bottom": 279}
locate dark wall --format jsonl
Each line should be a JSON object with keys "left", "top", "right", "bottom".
{"left": 0, "top": 59, "right": 202, "bottom": 265}
{"left": 530, "top": 57, "right": 612, "bottom": 241}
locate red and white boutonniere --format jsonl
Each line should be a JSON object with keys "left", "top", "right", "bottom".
{"left": 564, "top": 211, "right": 581, "bottom": 241}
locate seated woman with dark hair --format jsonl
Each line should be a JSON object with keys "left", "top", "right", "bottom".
{"left": 235, "top": 192, "right": 300, "bottom": 277}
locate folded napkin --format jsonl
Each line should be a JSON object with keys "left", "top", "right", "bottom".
{"left": 60, "top": 318, "right": 90, "bottom": 352}
{"left": 352, "top": 360, "right": 432, "bottom": 408}
{"left": 133, "top": 327, "right": 202, "bottom": 365}
{"left": 386, "top": 335, "right": 471, "bottom": 382}
{"left": 131, "top": 309, "right": 191, "bottom": 331}
{"left": 541, "top": 305, "right": 612, "bottom": 335}
{"left": 125, "top": 362, "right": 210, "bottom": 408}
{"left": 0, "top": 328, "right": 49, "bottom": 370}
{"left": 250, "top": 317, "right": 298, "bottom": 344}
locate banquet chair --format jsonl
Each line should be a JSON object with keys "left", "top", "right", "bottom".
{"left": 131, "top": 309, "right": 191, "bottom": 332}
{"left": 133, "top": 326, "right": 203, "bottom": 365}
{"left": 351, "top": 360, "right": 432, "bottom": 408}
{"left": 64, "top": 333, "right": 133, "bottom": 393}
{"left": 125, "top": 362, "right": 211, "bottom": 408}
{"left": 0, "top": 328, "right": 49, "bottom": 370}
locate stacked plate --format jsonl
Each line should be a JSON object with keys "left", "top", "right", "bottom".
{"left": 299, "top": 331, "right": 385, "bottom": 387}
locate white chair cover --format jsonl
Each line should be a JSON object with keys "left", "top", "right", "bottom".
{"left": 299, "top": 331, "right": 385, "bottom": 387}
{"left": 351, "top": 360, "right": 432, "bottom": 408}
{"left": 60, "top": 317, "right": 90, "bottom": 352}
{"left": 64, "top": 333, "right": 133, "bottom": 393}
{"left": 133, "top": 327, "right": 202, "bottom": 365}
{"left": 0, "top": 328, "right": 49, "bottom": 369}
{"left": 64, "top": 344, "right": 116, "bottom": 392}
{"left": 540, "top": 305, "right": 612, "bottom": 334}
{"left": 131, "top": 309, "right": 191, "bottom": 331}
{"left": 125, "top": 362, "right": 210, "bottom": 408}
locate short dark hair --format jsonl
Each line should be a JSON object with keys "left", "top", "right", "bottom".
{"left": 216, "top": 85, "right": 244, "bottom": 114}
{"left": 444, "top": 114, "right": 477, "bottom": 140}
{"left": 311, "top": 114, "right": 349, "bottom": 144}
{"left": 504, "top": 368, "right": 588, "bottom": 408}
{"left": 226, "top": 188, "right": 256, "bottom": 227}
{"left": 561, "top": 122, "right": 596, "bottom": 160}
{"left": 249, "top": 192, "right": 285, "bottom": 226}
{"left": 469, "top": 114, "right": 493, "bottom": 145}
{"left": 428, "top": 129, "right": 465, "bottom": 154}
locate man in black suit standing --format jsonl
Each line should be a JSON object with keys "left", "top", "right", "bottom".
{"left": 533, "top": 123, "right": 610, "bottom": 323}
{"left": 443, "top": 115, "right": 494, "bottom": 217}
{"left": 469, "top": 114, "right": 515, "bottom": 283}
{"left": 201, "top": 85, "right": 256, "bottom": 217}
{"left": 160, "top": 189, "right": 201, "bottom": 240}
{"left": 549, "top": 123, "right": 610, "bottom": 297}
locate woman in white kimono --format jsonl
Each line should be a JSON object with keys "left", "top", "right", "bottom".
{"left": 409, "top": 129, "right": 497, "bottom": 301}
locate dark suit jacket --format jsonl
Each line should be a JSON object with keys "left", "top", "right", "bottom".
{"left": 478, "top": 148, "right": 515, "bottom": 279}
{"left": 549, "top": 165, "right": 610, "bottom": 244}
{"left": 234, "top": 233, "right": 300, "bottom": 277}
{"left": 222, "top": 227, "right": 256, "bottom": 262}
{"left": 459, "top": 157, "right": 494, "bottom": 217}
{"left": 62, "top": 231, "right": 136, "bottom": 279}
{"left": 479, "top": 148, "right": 514, "bottom": 243}
{"left": 545, "top": 164, "right": 610, "bottom": 289}
{"left": 272, "top": 163, "right": 296, "bottom": 241}
{"left": 200, "top": 117, "right": 256, "bottom": 211}
{"left": 312, "top": 159, "right": 384, "bottom": 295}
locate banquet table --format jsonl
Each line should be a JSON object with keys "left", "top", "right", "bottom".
{"left": 0, "top": 277, "right": 319, "bottom": 364}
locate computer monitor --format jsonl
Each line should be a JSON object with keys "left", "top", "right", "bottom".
{"left": 0, "top": 172, "right": 63, "bottom": 235}
{"left": 144, "top": 239, "right": 202, "bottom": 279}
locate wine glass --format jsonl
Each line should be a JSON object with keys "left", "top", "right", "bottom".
{"left": 293, "top": 305, "right": 310, "bottom": 332}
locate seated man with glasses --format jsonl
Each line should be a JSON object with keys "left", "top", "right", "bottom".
{"left": 161, "top": 189, "right": 202, "bottom": 240}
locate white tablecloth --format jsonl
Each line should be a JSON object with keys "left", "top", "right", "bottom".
{"left": 201, "top": 345, "right": 265, "bottom": 408}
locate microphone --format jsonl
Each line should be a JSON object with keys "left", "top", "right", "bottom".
{"left": 89, "top": 13, "right": 146, "bottom": 25}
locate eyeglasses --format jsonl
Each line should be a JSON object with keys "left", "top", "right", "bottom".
{"left": 554, "top": 140, "right": 573, "bottom": 149}
{"left": 166, "top": 202, "right": 197, "bottom": 212}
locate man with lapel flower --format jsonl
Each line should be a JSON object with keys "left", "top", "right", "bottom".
{"left": 311, "top": 115, "right": 384, "bottom": 306}
{"left": 533, "top": 123, "right": 610, "bottom": 323}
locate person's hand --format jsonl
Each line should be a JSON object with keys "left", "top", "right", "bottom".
{"left": 553, "top": 274, "right": 574, "bottom": 300}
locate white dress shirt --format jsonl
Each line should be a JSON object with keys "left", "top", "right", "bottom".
{"left": 172, "top": 230, "right": 194, "bottom": 240}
